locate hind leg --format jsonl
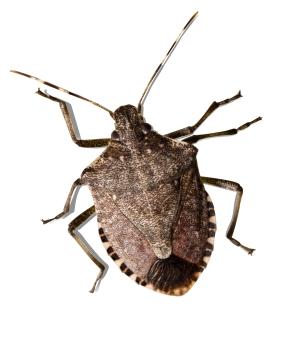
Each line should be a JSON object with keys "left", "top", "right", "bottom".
{"left": 68, "top": 206, "right": 107, "bottom": 293}
{"left": 201, "top": 176, "right": 255, "bottom": 254}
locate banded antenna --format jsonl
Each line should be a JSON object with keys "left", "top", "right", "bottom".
{"left": 10, "top": 70, "right": 114, "bottom": 117}
{"left": 138, "top": 11, "right": 198, "bottom": 114}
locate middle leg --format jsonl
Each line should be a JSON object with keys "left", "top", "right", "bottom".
{"left": 42, "top": 178, "right": 82, "bottom": 224}
{"left": 184, "top": 116, "right": 261, "bottom": 144}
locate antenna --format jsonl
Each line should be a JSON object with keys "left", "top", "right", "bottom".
{"left": 10, "top": 70, "right": 114, "bottom": 116}
{"left": 138, "top": 12, "right": 198, "bottom": 114}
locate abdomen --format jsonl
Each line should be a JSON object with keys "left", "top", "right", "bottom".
{"left": 94, "top": 174, "right": 216, "bottom": 296}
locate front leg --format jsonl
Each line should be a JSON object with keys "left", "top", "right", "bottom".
{"left": 166, "top": 91, "right": 241, "bottom": 139}
{"left": 201, "top": 176, "right": 255, "bottom": 255}
{"left": 37, "top": 90, "right": 110, "bottom": 148}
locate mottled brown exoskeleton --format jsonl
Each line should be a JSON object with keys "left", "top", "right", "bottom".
{"left": 11, "top": 12, "right": 261, "bottom": 296}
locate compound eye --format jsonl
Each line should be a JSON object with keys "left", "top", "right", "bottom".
{"left": 111, "top": 130, "right": 120, "bottom": 141}
{"left": 141, "top": 123, "right": 152, "bottom": 134}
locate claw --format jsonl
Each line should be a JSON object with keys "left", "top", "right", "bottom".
{"left": 242, "top": 246, "right": 255, "bottom": 255}
{"left": 89, "top": 280, "right": 99, "bottom": 294}
{"left": 247, "top": 248, "right": 255, "bottom": 256}
{"left": 41, "top": 218, "right": 54, "bottom": 224}
{"left": 89, "top": 270, "right": 104, "bottom": 293}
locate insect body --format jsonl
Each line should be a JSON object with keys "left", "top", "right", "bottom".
{"left": 83, "top": 105, "right": 204, "bottom": 295}
{"left": 11, "top": 12, "right": 261, "bottom": 295}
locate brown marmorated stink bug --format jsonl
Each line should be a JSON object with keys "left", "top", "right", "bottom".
{"left": 11, "top": 12, "right": 261, "bottom": 296}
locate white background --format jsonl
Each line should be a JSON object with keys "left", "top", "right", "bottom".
{"left": 0, "top": 0, "right": 284, "bottom": 355}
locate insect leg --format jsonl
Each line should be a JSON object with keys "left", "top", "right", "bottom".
{"left": 68, "top": 206, "right": 107, "bottom": 293}
{"left": 11, "top": 70, "right": 113, "bottom": 115}
{"left": 37, "top": 89, "right": 110, "bottom": 147}
{"left": 184, "top": 117, "right": 262, "bottom": 144}
{"left": 201, "top": 176, "right": 255, "bottom": 255}
{"left": 166, "top": 91, "right": 242, "bottom": 139}
{"left": 42, "top": 178, "right": 82, "bottom": 224}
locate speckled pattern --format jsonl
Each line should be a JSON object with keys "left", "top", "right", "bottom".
{"left": 81, "top": 105, "right": 216, "bottom": 295}
{"left": 12, "top": 11, "right": 258, "bottom": 295}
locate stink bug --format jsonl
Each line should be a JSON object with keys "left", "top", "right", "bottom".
{"left": 11, "top": 12, "right": 261, "bottom": 296}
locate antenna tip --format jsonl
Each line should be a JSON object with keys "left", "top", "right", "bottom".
{"left": 192, "top": 11, "right": 199, "bottom": 20}
{"left": 183, "top": 11, "right": 199, "bottom": 30}
{"left": 10, "top": 70, "right": 26, "bottom": 77}
{"left": 191, "top": 11, "right": 199, "bottom": 20}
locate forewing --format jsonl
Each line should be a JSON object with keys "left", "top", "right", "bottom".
{"left": 83, "top": 134, "right": 197, "bottom": 258}
{"left": 172, "top": 160, "right": 215, "bottom": 264}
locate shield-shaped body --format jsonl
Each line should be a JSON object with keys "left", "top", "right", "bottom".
{"left": 81, "top": 107, "right": 216, "bottom": 296}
